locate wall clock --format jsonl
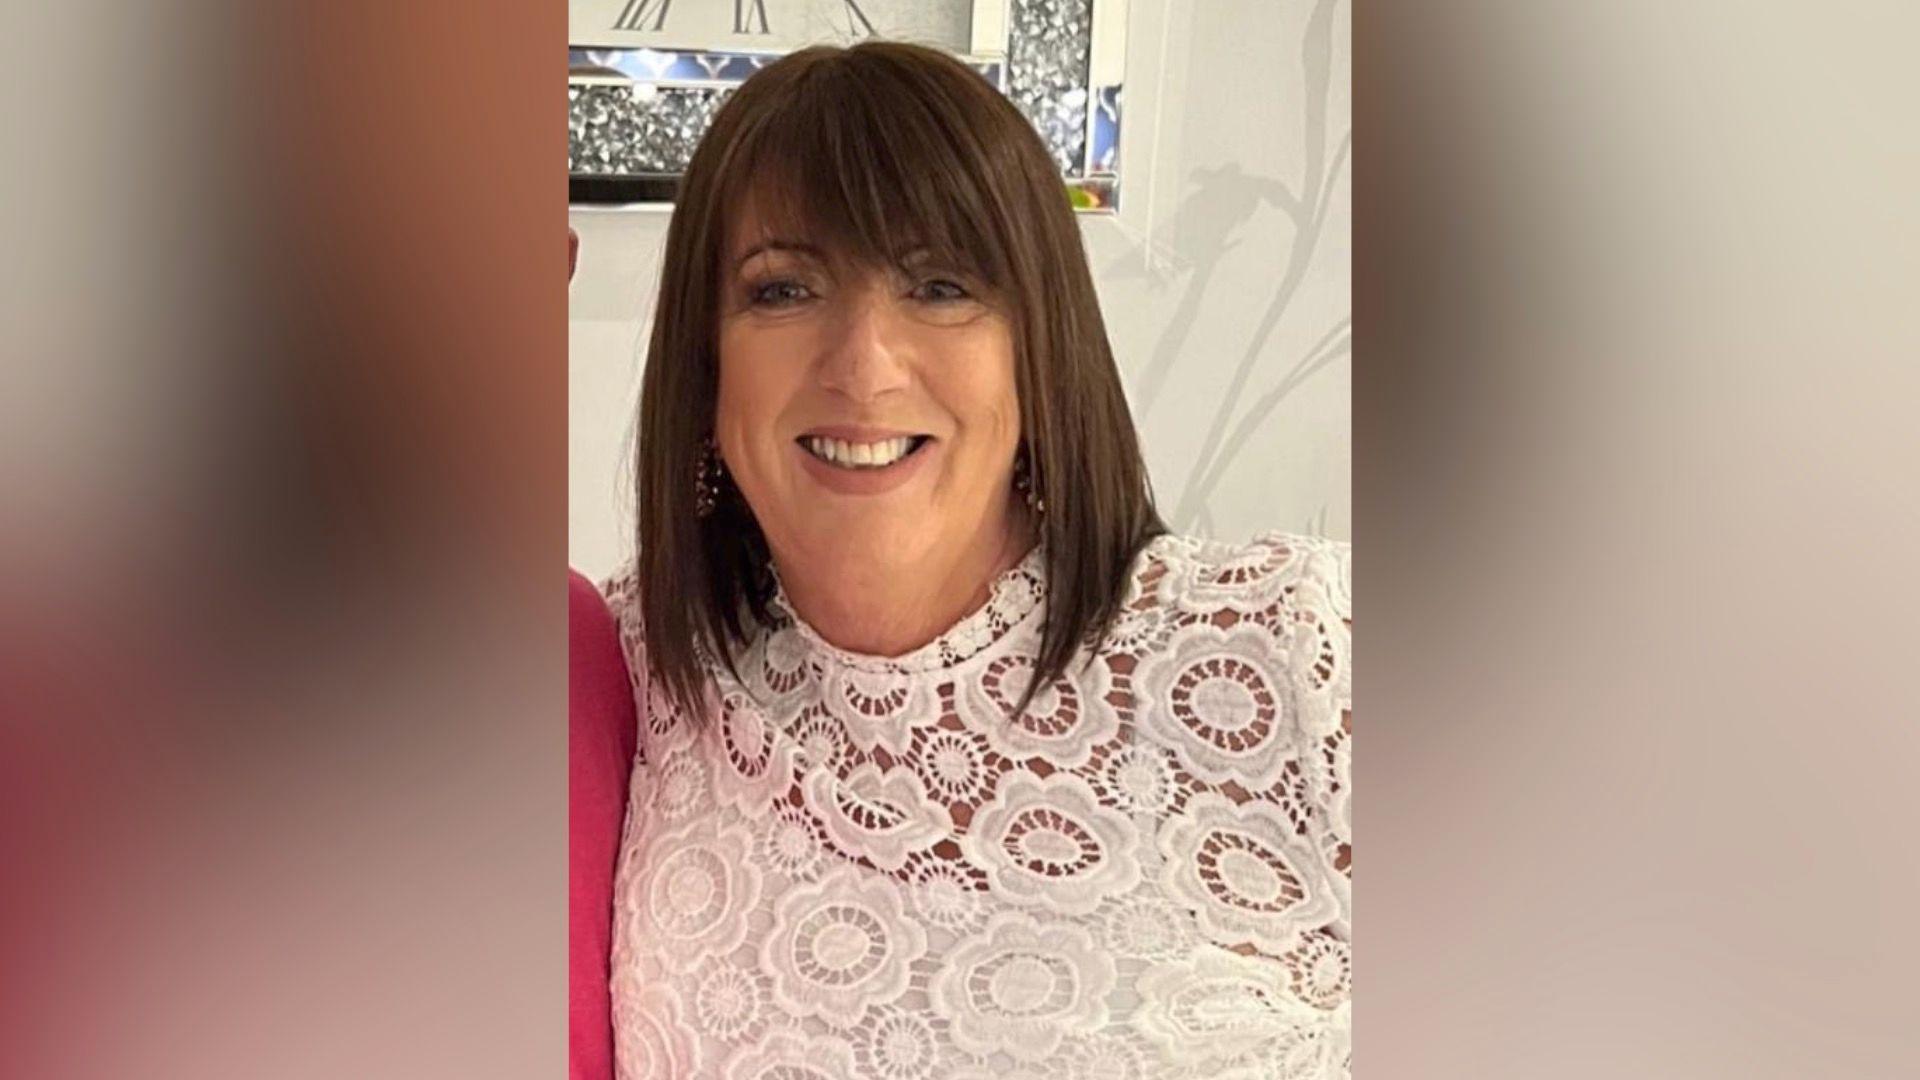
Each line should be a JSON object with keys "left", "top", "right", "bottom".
{"left": 568, "top": 0, "right": 1126, "bottom": 210}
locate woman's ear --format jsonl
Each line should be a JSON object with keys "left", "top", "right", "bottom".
{"left": 568, "top": 227, "right": 579, "bottom": 282}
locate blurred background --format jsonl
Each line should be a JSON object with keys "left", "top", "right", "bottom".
{"left": 568, "top": 0, "right": 1351, "bottom": 578}
{"left": 1, "top": 1, "right": 565, "bottom": 1077}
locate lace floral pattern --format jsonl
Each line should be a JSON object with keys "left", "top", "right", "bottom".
{"left": 930, "top": 911, "right": 1116, "bottom": 1062}
{"left": 607, "top": 532, "right": 1352, "bottom": 1078}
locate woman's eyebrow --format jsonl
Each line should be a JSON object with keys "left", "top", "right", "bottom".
{"left": 733, "top": 240, "right": 821, "bottom": 274}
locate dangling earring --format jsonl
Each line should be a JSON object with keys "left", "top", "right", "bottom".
{"left": 694, "top": 436, "right": 724, "bottom": 519}
{"left": 1013, "top": 446, "right": 1045, "bottom": 514}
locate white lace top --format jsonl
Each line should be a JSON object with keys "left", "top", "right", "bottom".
{"left": 603, "top": 532, "right": 1352, "bottom": 1079}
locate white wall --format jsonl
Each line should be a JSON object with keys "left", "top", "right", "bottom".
{"left": 569, "top": 0, "right": 1349, "bottom": 580}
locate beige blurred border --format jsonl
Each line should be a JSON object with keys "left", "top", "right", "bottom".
{"left": 1, "top": 0, "right": 568, "bottom": 1077}
{"left": 1359, "top": 1, "right": 1920, "bottom": 1076}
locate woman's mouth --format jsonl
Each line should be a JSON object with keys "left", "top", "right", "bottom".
{"left": 797, "top": 434, "right": 933, "bottom": 470}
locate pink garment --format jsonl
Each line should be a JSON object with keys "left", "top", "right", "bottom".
{"left": 570, "top": 571, "right": 638, "bottom": 1080}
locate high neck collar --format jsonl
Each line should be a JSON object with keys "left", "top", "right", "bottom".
{"left": 764, "top": 544, "right": 1048, "bottom": 675}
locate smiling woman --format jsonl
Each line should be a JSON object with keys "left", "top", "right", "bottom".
{"left": 634, "top": 40, "right": 1160, "bottom": 718}
{"left": 596, "top": 40, "right": 1352, "bottom": 1080}
{"left": 714, "top": 193, "right": 1030, "bottom": 659}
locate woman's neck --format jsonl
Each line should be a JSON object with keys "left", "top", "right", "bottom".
{"left": 774, "top": 505, "right": 1036, "bottom": 658}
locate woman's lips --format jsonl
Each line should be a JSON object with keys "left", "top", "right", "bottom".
{"left": 798, "top": 424, "right": 926, "bottom": 442}
{"left": 790, "top": 433, "right": 936, "bottom": 496}
{"left": 797, "top": 433, "right": 930, "bottom": 468}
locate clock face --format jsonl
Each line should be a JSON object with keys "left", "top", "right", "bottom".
{"left": 570, "top": 0, "right": 979, "bottom": 56}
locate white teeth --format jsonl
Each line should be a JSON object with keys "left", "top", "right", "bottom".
{"left": 804, "top": 435, "right": 919, "bottom": 469}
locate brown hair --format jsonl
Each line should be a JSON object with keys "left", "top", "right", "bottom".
{"left": 636, "top": 40, "right": 1163, "bottom": 718}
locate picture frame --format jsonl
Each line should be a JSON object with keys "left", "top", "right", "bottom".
{"left": 568, "top": 0, "right": 1126, "bottom": 210}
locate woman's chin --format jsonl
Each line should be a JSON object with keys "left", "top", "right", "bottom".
{"left": 792, "top": 525, "right": 934, "bottom": 575}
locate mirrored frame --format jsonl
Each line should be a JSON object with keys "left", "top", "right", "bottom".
{"left": 568, "top": 0, "right": 1125, "bottom": 211}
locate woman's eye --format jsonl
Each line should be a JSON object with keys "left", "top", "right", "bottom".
{"left": 748, "top": 279, "right": 813, "bottom": 307}
{"left": 910, "top": 278, "right": 971, "bottom": 303}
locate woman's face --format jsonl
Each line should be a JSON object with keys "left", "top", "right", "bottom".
{"left": 714, "top": 204, "right": 1022, "bottom": 583}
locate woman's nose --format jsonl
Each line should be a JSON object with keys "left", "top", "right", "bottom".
{"left": 816, "top": 288, "right": 911, "bottom": 403}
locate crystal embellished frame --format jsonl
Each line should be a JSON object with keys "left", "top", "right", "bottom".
{"left": 568, "top": 0, "right": 1124, "bottom": 212}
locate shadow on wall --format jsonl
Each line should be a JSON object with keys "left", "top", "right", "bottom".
{"left": 1105, "top": 0, "right": 1349, "bottom": 537}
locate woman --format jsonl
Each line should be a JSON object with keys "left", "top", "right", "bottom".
{"left": 601, "top": 41, "right": 1351, "bottom": 1079}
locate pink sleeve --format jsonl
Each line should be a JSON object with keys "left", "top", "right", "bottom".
{"left": 569, "top": 571, "right": 638, "bottom": 1080}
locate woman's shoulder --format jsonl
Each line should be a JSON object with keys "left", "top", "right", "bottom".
{"left": 599, "top": 561, "right": 639, "bottom": 617}
{"left": 1121, "top": 530, "right": 1351, "bottom": 736}
{"left": 597, "top": 562, "right": 650, "bottom": 688}
{"left": 1134, "top": 529, "right": 1350, "bottom": 622}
